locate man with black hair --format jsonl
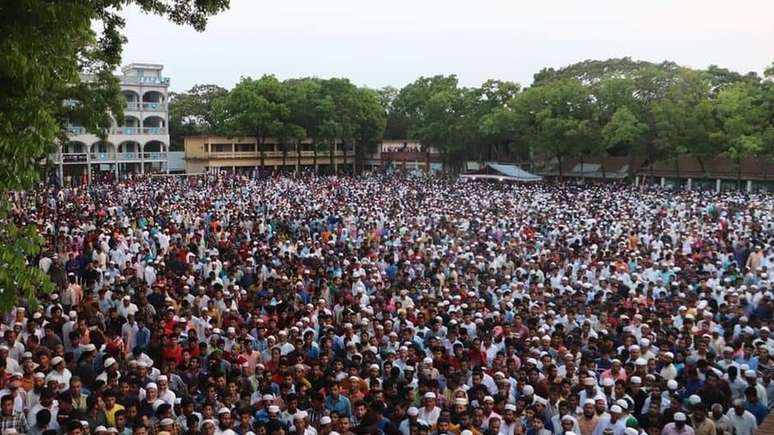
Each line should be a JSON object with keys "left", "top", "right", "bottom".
{"left": 103, "top": 389, "right": 125, "bottom": 427}
{"left": 28, "top": 408, "right": 57, "bottom": 435}
{"left": 306, "top": 392, "right": 325, "bottom": 429}
{"left": 27, "top": 388, "right": 57, "bottom": 429}
{"left": 0, "top": 394, "right": 29, "bottom": 434}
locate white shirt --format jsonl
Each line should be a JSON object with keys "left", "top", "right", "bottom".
{"left": 725, "top": 409, "right": 757, "bottom": 435}
{"left": 417, "top": 406, "right": 440, "bottom": 426}
{"left": 45, "top": 368, "right": 72, "bottom": 391}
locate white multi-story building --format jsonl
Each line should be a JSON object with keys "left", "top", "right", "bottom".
{"left": 51, "top": 63, "right": 170, "bottom": 184}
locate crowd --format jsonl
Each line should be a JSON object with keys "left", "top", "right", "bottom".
{"left": 1, "top": 173, "right": 773, "bottom": 435}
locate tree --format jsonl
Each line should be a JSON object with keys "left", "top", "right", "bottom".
{"left": 378, "top": 86, "right": 410, "bottom": 140}
{"left": 0, "top": 0, "right": 228, "bottom": 311}
{"left": 350, "top": 87, "right": 387, "bottom": 170}
{"left": 472, "top": 80, "right": 521, "bottom": 161}
{"left": 651, "top": 69, "right": 717, "bottom": 179}
{"left": 168, "top": 84, "right": 228, "bottom": 150}
{"left": 508, "top": 79, "right": 597, "bottom": 179}
{"left": 714, "top": 81, "right": 767, "bottom": 186}
{"left": 216, "top": 75, "right": 290, "bottom": 169}
{"left": 602, "top": 107, "right": 645, "bottom": 178}
{"left": 392, "top": 75, "right": 482, "bottom": 170}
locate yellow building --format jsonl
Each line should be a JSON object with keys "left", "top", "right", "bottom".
{"left": 184, "top": 136, "right": 355, "bottom": 173}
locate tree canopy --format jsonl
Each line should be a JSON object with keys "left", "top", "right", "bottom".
{"left": 0, "top": 0, "right": 229, "bottom": 311}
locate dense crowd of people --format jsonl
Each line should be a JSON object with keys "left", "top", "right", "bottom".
{"left": 1, "top": 173, "right": 773, "bottom": 435}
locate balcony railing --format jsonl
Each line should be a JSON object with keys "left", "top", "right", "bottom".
{"left": 67, "top": 126, "right": 86, "bottom": 135}
{"left": 141, "top": 102, "right": 166, "bottom": 111}
{"left": 52, "top": 152, "right": 165, "bottom": 163}
{"left": 121, "top": 76, "right": 170, "bottom": 86}
{"left": 143, "top": 152, "right": 167, "bottom": 160}
{"left": 90, "top": 153, "right": 116, "bottom": 161}
{"left": 117, "top": 152, "right": 140, "bottom": 160}
{"left": 111, "top": 127, "right": 167, "bottom": 135}
{"left": 381, "top": 151, "right": 429, "bottom": 161}
{"left": 60, "top": 153, "right": 88, "bottom": 163}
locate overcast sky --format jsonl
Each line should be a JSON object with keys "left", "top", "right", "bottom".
{"left": 119, "top": 0, "right": 774, "bottom": 92}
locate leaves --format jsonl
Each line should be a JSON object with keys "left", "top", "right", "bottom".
{"left": 0, "top": 0, "right": 228, "bottom": 312}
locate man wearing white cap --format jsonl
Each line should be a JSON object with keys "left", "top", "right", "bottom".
{"left": 215, "top": 407, "right": 236, "bottom": 435}
{"left": 578, "top": 399, "right": 600, "bottom": 435}
{"left": 661, "top": 412, "right": 694, "bottom": 435}
{"left": 45, "top": 356, "right": 71, "bottom": 391}
{"left": 725, "top": 399, "right": 756, "bottom": 435}
{"left": 591, "top": 405, "right": 626, "bottom": 435}
{"left": 96, "top": 357, "right": 120, "bottom": 383}
{"left": 117, "top": 295, "right": 138, "bottom": 319}
{"left": 293, "top": 410, "right": 316, "bottom": 435}
{"left": 659, "top": 352, "right": 678, "bottom": 381}
{"left": 578, "top": 377, "right": 605, "bottom": 406}
{"left": 417, "top": 392, "right": 440, "bottom": 426}
{"left": 157, "top": 375, "right": 177, "bottom": 405}
{"left": 741, "top": 370, "right": 768, "bottom": 408}
{"left": 399, "top": 407, "right": 419, "bottom": 435}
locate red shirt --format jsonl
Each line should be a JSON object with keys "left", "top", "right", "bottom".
{"left": 164, "top": 343, "right": 183, "bottom": 365}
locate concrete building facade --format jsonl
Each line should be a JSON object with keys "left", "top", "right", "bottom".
{"left": 183, "top": 136, "right": 355, "bottom": 174}
{"left": 50, "top": 63, "right": 170, "bottom": 185}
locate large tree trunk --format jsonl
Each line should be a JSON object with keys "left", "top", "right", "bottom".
{"left": 330, "top": 142, "right": 335, "bottom": 174}
{"left": 648, "top": 141, "right": 655, "bottom": 185}
{"left": 258, "top": 135, "right": 265, "bottom": 170}
{"left": 557, "top": 154, "right": 564, "bottom": 182}
{"left": 296, "top": 142, "right": 301, "bottom": 174}
{"left": 675, "top": 156, "right": 681, "bottom": 189}
{"left": 627, "top": 148, "right": 636, "bottom": 182}
{"left": 343, "top": 142, "right": 348, "bottom": 171}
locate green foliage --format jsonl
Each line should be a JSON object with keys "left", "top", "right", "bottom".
{"left": 0, "top": 0, "right": 228, "bottom": 312}
{"left": 602, "top": 106, "right": 645, "bottom": 151}
{"left": 168, "top": 84, "right": 228, "bottom": 150}
{"left": 179, "top": 58, "right": 771, "bottom": 173}
{"left": 187, "top": 76, "right": 386, "bottom": 163}
{"left": 217, "top": 75, "right": 290, "bottom": 143}
{"left": 714, "top": 81, "right": 768, "bottom": 159}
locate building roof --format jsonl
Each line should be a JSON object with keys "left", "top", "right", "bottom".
{"left": 639, "top": 156, "right": 774, "bottom": 180}
{"left": 539, "top": 156, "right": 645, "bottom": 179}
{"left": 122, "top": 63, "right": 164, "bottom": 73}
{"left": 461, "top": 163, "right": 542, "bottom": 182}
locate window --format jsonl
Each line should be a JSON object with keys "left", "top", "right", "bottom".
{"left": 236, "top": 143, "right": 255, "bottom": 152}
{"left": 212, "top": 143, "right": 232, "bottom": 153}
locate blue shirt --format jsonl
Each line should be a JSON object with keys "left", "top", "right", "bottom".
{"left": 745, "top": 401, "right": 767, "bottom": 424}
{"left": 324, "top": 394, "right": 352, "bottom": 417}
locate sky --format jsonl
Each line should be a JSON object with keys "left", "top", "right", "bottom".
{"left": 118, "top": 0, "right": 774, "bottom": 93}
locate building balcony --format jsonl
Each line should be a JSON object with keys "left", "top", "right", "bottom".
{"left": 141, "top": 102, "right": 166, "bottom": 111}
{"left": 381, "top": 151, "right": 429, "bottom": 161}
{"left": 204, "top": 150, "right": 345, "bottom": 159}
{"left": 60, "top": 153, "right": 88, "bottom": 163}
{"left": 50, "top": 152, "right": 165, "bottom": 163}
{"left": 125, "top": 102, "right": 167, "bottom": 111}
{"left": 111, "top": 127, "right": 168, "bottom": 135}
{"left": 91, "top": 152, "right": 115, "bottom": 161}
{"left": 121, "top": 76, "right": 170, "bottom": 86}
{"left": 143, "top": 152, "right": 167, "bottom": 161}
{"left": 117, "top": 152, "right": 141, "bottom": 161}
{"left": 65, "top": 126, "right": 168, "bottom": 136}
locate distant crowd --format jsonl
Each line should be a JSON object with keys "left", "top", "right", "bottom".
{"left": 1, "top": 173, "right": 772, "bottom": 435}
